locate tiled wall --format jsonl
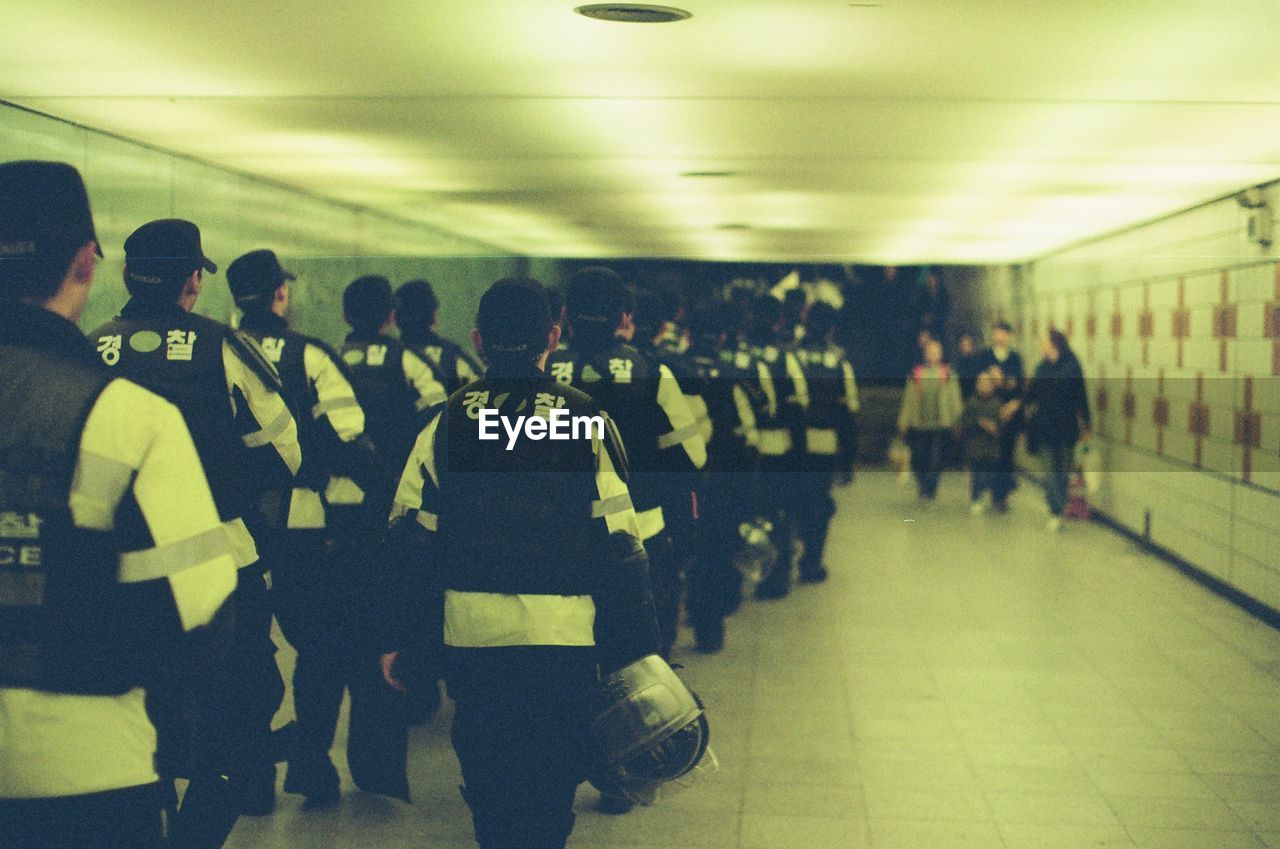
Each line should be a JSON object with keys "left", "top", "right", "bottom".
{"left": 1, "top": 103, "right": 520, "bottom": 347}
{"left": 979, "top": 186, "right": 1280, "bottom": 614}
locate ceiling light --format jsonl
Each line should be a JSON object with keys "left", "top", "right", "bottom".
{"left": 679, "top": 170, "right": 736, "bottom": 178}
{"left": 574, "top": 4, "right": 692, "bottom": 24}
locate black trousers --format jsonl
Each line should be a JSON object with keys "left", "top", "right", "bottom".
{"left": 271, "top": 530, "right": 345, "bottom": 772}
{"left": 302, "top": 506, "right": 410, "bottom": 801}
{"left": 686, "top": 472, "right": 746, "bottom": 631}
{"left": 0, "top": 783, "right": 163, "bottom": 849}
{"left": 643, "top": 531, "right": 681, "bottom": 659}
{"left": 907, "top": 429, "right": 948, "bottom": 499}
{"left": 148, "top": 569, "right": 283, "bottom": 785}
{"left": 198, "top": 569, "right": 283, "bottom": 782}
{"left": 446, "top": 648, "right": 595, "bottom": 849}
{"left": 993, "top": 421, "right": 1020, "bottom": 503}
{"left": 793, "top": 453, "right": 837, "bottom": 573}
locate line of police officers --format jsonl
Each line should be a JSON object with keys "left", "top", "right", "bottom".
{"left": 0, "top": 160, "right": 858, "bottom": 849}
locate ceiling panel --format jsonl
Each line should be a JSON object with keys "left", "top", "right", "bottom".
{"left": 5, "top": 0, "right": 1280, "bottom": 261}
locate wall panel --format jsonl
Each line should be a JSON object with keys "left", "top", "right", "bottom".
{"left": 979, "top": 183, "right": 1280, "bottom": 615}
{"left": 1, "top": 102, "right": 516, "bottom": 349}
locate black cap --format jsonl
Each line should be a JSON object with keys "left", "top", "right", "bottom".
{"left": 123, "top": 219, "right": 217, "bottom": 287}
{"left": 0, "top": 160, "right": 101, "bottom": 260}
{"left": 226, "top": 249, "right": 295, "bottom": 303}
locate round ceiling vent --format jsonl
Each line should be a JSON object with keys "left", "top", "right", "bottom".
{"left": 575, "top": 4, "right": 693, "bottom": 23}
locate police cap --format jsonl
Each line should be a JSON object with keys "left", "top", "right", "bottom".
{"left": 0, "top": 160, "right": 101, "bottom": 261}
{"left": 123, "top": 219, "right": 217, "bottom": 288}
{"left": 226, "top": 249, "right": 295, "bottom": 304}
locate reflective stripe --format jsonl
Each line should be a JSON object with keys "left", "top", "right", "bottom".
{"left": 758, "top": 428, "right": 792, "bottom": 457}
{"left": 657, "top": 424, "right": 701, "bottom": 450}
{"left": 286, "top": 487, "right": 326, "bottom": 530}
{"left": 326, "top": 476, "right": 365, "bottom": 506}
{"left": 443, "top": 590, "right": 596, "bottom": 648}
{"left": 311, "top": 396, "right": 360, "bottom": 420}
{"left": 70, "top": 450, "right": 135, "bottom": 511}
{"left": 416, "top": 389, "right": 448, "bottom": 411}
{"left": 636, "top": 506, "right": 665, "bottom": 540}
{"left": 242, "top": 406, "right": 292, "bottom": 449}
{"left": 118, "top": 525, "right": 232, "bottom": 584}
{"left": 590, "top": 493, "right": 633, "bottom": 519}
{"left": 806, "top": 427, "right": 839, "bottom": 456}
{"left": 388, "top": 503, "right": 437, "bottom": 531}
{"left": 224, "top": 518, "right": 259, "bottom": 569}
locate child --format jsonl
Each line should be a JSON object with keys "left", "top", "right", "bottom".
{"left": 963, "top": 370, "right": 1004, "bottom": 513}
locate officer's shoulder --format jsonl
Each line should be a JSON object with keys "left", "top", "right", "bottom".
{"left": 295, "top": 332, "right": 343, "bottom": 362}
{"left": 89, "top": 377, "right": 187, "bottom": 440}
{"left": 89, "top": 316, "right": 124, "bottom": 337}
{"left": 555, "top": 380, "right": 598, "bottom": 411}
{"left": 225, "top": 328, "right": 285, "bottom": 387}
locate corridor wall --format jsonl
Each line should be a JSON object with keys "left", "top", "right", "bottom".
{"left": 979, "top": 184, "right": 1280, "bottom": 615}
{"left": 0, "top": 102, "right": 518, "bottom": 347}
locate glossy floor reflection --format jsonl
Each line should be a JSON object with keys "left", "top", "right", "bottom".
{"left": 227, "top": 472, "right": 1280, "bottom": 849}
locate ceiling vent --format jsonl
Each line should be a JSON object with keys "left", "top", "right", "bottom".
{"left": 574, "top": 4, "right": 693, "bottom": 23}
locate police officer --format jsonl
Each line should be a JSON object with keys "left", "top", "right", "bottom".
{"left": 226, "top": 249, "right": 382, "bottom": 808}
{"left": 626, "top": 288, "right": 701, "bottom": 622}
{"left": 792, "top": 301, "right": 860, "bottom": 583}
{"left": 379, "top": 277, "right": 660, "bottom": 849}
{"left": 338, "top": 275, "right": 447, "bottom": 488}
{"left": 547, "top": 268, "right": 706, "bottom": 666}
{"left": 90, "top": 220, "right": 303, "bottom": 822}
{"left": 0, "top": 161, "right": 237, "bottom": 849}
{"left": 333, "top": 274, "right": 448, "bottom": 782}
{"left": 396, "top": 278, "right": 484, "bottom": 394}
{"left": 744, "top": 294, "right": 809, "bottom": 600}
{"left": 680, "top": 304, "right": 762, "bottom": 652}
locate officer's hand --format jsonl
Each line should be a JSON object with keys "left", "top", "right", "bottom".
{"left": 381, "top": 652, "right": 406, "bottom": 692}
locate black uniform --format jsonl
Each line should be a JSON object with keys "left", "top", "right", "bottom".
{"left": 676, "top": 342, "right": 760, "bottom": 648}
{"left": 383, "top": 365, "right": 659, "bottom": 849}
{"left": 0, "top": 303, "right": 237, "bottom": 849}
{"left": 744, "top": 337, "right": 809, "bottom": 599}
{"left": 792, "top": 339, "right": 859, "bottom": 580}
{"left": 333, "top": 329, "right": 447, "bottom": 782}
{"left": 339, "top": 331, "right": 447, "bottom": 490}
{"left": 90, "top": 300, "right": 301, "bottom": 813}
{"left": 403, "top": 327, "right": 484, "bottom": 395}
{"left": 236, "top": 311, "right": 392, "bottom": 801}
{"left": 546, "top": 340, "right": 705, "bottom": 658}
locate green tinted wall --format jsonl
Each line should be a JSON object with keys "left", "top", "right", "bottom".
{"left": 0, "top": 102, "right": 519, "bottom": 350}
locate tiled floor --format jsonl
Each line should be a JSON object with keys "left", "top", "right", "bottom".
{"left": 228, "top": 472, "right": 1280, "bottom": 849}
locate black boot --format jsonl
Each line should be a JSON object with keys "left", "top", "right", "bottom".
{"left": 284, "top": 754, "right": 340, "bottom": 810}
{"left": 237, "top": 766, "right": 277, "bottom": 817}
{"left": 798, "top": 562, "right": 828, "bottom": 584}
{"left": 692, "top": 621, "right": 725, "bottom": 654}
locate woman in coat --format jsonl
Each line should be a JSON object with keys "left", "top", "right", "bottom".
{"left": 1003, "top": 329, "right": 1091, "bottom": 530}
{"left": 897, "top": 339, "right": 963, "bottom": 500}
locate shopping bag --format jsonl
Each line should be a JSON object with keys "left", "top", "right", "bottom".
{"left": 890, "top": 437, "right": 911, "bottom": 484}
{"left": 1076, "top": 436, "right": 1101, "bottom": 493}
